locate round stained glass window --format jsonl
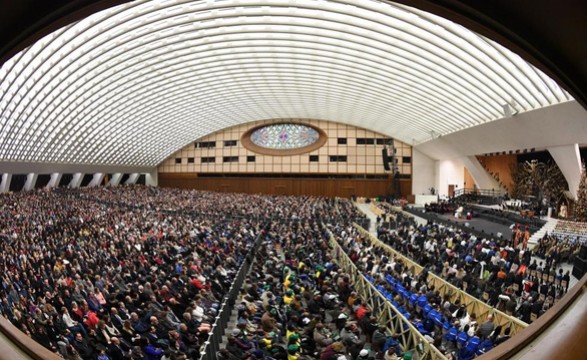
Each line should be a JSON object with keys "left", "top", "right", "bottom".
{"left": 242, "top": 122, "right": 327, "bottom": 155}
{"left": 250, "top": 123, "right": 320, "bottom": 149}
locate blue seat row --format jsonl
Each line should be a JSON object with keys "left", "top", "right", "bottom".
{"left": 366, "top": 272, "right": 488, "bottom": 358}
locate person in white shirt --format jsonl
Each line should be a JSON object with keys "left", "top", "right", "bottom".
{"left": 191, "top": 300, "right": 205, "bottom": 322}
{"left": 61, "top": 307, "right": 86, "bottom": 336}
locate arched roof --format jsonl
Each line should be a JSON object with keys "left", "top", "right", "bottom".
{"left": 0, "top": 0, "right": 573, "bottom": 167}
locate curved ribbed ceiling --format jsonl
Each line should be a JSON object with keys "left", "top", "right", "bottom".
{"left": 0, "top": 0, "right": 573, "bottom": 167}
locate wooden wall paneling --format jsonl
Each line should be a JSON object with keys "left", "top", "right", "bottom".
{"left": 464, "top": 167, "right": 476, "bottom": 190}
{"left": 477, "top": 154, "right": 517, "bottom": 190}
{"left": 158, "top": 173, "right": 410, "bottom": 198}
{"left": 159, "top": 173, "right": 410, "bottom": 198}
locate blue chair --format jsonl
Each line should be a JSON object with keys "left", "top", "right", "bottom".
{"left": 434, "top": 312, "right": 445, "bottom": 327}
{"left": 444, "top": 327, "right": 458, "bottom": 342}
{"left": 422, "top": 304, "right": 433, "bottom": 316}
{"left": 417, "top": 295, "right": 428, "bottom": 308}
{"left": 457, "top": 331, "right": 469, "bottom": 346}
{"left": 409, "top": 294, "right": 418, "bottom": 304}
{"left": 458, "top": 336, "right": 481, "bottom": 360}
{"left": 475, "top": 339, "right": 494, "bottom": 355}
{"left": 465, "top": 336, "right": 481, "bottom": 353}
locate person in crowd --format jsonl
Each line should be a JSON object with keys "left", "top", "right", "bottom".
{"left": 5, "top": 185, "right": 572, "bottom": 360}
{"left": 477, "top": 314, "right": 495, "bottom": 340}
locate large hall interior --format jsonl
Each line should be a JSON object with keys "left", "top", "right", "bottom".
{"left": 0, "top": 1, "right": 586, "bottom": 360}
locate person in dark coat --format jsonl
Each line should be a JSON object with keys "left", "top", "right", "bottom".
{"left": 72, "top": 332, "right": 96, "bottom": 360}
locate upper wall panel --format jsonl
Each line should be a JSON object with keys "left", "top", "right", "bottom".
{"left": 0, "top": 0, "right": 573, "bottom": 167}
{"left": 159, "top": 119, "right": 412, "bottom": 176}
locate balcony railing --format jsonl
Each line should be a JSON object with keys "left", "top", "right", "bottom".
{"left": 352, "top": 224, "right": 529, "bottom": 337}
{"left": 325, "top": 226, "right": 447, "bottom": 360}
{"left": 454, "top": 188, "right": 507, "bottom": 198}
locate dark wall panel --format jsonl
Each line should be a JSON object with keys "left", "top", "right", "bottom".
{"left": 9, "top": 174, "right": 27, "bottom": 192}
{"left": 59, "top": 174, "right": 73, "bottom": 187}
{"left": 158, "top": 173, "right": 411, "bottom": 198}
{"left": 35, "top": 174, "right": 51, "bottom": 188}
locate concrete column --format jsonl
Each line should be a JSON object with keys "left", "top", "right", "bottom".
{"left": 460, "top": 156, "right": 501, "bottom": 191}
{"left": 145, "top": 171, "right": 158, "bottom": 186}
{"left": 23, "top": 173, "right": 38, "bottom": 191}
{"left": 69, "top": 173, "right": 83, "bottom": 188}
{"left": 548, "top": 144, "right": 582, "bottom": 199}
{"left": 0, "top": 174, "right": 12, "bottom": 193}
{"left": 88, "top": 173, "right": 105, "bottom": 187}
{"left": 47, "top": 173, "right": 62, "bottom": 188}
{"left": 125, "top": 173, "right": 139, "bottom": 185}
{"left": 108, "top": 173, "right": 123, "bottom": 186}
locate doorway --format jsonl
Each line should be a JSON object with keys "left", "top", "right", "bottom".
{"left": 448, "top": 184, "right": 455, "bottom": 198}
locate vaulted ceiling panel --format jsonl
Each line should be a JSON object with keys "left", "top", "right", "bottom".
{"left": 0, "top": 0, "right": 572, "bottom": 166}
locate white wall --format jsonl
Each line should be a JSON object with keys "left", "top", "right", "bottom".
{"left": 436, "top": 159, "right": 465, "bottom": 197}
{"left": 413, "top": 151, "right": 466, "bottom": 197}
{"left": 547, "top": 144, "right": 583, "bottom": 199}
{"left": 415, "top": 100, "right": 587, "bottom": 161}
{"left": 412, "top": 149, "right": 436, "bottom": 195}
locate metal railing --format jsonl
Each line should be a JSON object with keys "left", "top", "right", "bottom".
{"left": 352, "top": 224, "right": 529, "bottom": 337}
{"left": 198, "top": 227, "right": 265, "bottom": 360}
{"left": 454, "top": 188, "right": 506, "bottom": 198}
{"left": 324, "top": 227, "right": 447, "bottom": 360}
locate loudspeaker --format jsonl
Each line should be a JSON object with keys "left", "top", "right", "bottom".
{"left": 572, "top": 256, "right": 587, "bottom": 280}
{"left": 579, "top": 245, "right": 587, "bottom": 259}
{"left": 382, "top": 148, "right": 390, "bottom": 170}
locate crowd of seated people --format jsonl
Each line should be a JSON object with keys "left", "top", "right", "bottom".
{"left": 334, "top": 224, "right": 511, "bottom": 360}
{"left": 0, "top": 187, "right": 268, "bottom": 360}
{"left": 423, "top": 201, "right": 454, "bottom": 215}
{"left": 221, "top": 218, "right": 416, "bottom": 360}
{"left": 0, "top": 187, "right": 367, "bottom": 360}
{"left": 4, "top": 185, "right": 579, "bottom": 360}
{"left": 551, "top": 220, "right": 587, "bottom": 245}
{"left": 421, "top": 202, "right": 474, "bottom": 221}
{"left": 373, "top": 209, "right": 571, "bottom": 324}
{"left": 220, "top": 205, "right": 522, "bottom": 360}
{"left": 534, "top": 234, "right": 583, "bottom": 265}
{"left": 221, "top": 199, "right": 430, "bottom": 360}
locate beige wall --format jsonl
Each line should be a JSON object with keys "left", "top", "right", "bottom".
{"left": 158, "top": 119, "right": 412, "bottom": 176}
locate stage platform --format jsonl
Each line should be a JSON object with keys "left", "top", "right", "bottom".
{"left": 433, "top": 212, "right": 514, "bottom": 239}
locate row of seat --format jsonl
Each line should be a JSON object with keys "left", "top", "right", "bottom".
{"left": 364, "top": 273, "right": 493, "bottom": 359}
